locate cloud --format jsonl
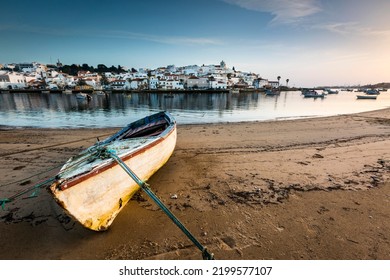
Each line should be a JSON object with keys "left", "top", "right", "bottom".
{"left": 221, "top": 0, "right": 322, "bottom": 24}
{"left": 105, "top": 31, "right": 223, "bottom": 46}
{"left": 315, "top": 21, "right": 390, "bottom": 38}
{"left": 0, "top": 24, "right": 223, "bottom": 46}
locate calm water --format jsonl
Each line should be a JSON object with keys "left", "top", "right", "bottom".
{"left": 0, "top": 90, "right": 389, "bottom": 128}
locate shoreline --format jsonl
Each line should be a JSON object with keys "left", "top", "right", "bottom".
{"left": 0, "top": 106, "right": 389, "bottom": 131}
{"left": 0, "top": 108, "right": 389, "bottom": 260}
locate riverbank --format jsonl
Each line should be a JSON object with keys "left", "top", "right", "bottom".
{"left": 0, "top": 108, "right": 389, "bottom": 259}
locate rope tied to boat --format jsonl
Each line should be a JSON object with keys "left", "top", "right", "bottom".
{"left": 101, "top": 148, "right": 215, "bottom": 260}
{"left": 0, "top": 140, "right": 108, "bottom": 210}
{"left": 0, "top": 198, "right": 10, "bottom": 210}
{"left": 0, "top": 177, "right": 57, "bottom": 210}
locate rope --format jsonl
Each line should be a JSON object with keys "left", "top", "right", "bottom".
{"left": 0, "top": 176, "right": 57, "bottom": 211}
{"left": 103, "top": 148, "right": 215, "bottom": 260}
{"left": 0, "top": 141, "right": 106, "bottom": 208}
{"left": 0, "top": 133, "right": 114, "bottom": 157}
{"left": 0, "top": 163, "right": 63, "bottom": 189}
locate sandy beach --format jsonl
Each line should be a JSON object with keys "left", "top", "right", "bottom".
{"left": 0, "top": 108, "right": 389, "bottom": 260}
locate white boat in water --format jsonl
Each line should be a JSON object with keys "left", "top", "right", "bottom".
{"left": 356, "top": 95, "right": 377, "bottom": 100}
{"left": 50, "top": 111, "right": 177, "bottom": 231}
{"left": 265, "top": 89, "right": 280, "bottom": 96}
{"left": 324, "top": 88, "right": 339, "bottom": 94}
{"left": 302, "top": 90, "right": 325, "bottom": 98}
{"left": 365, "top": 89, "right": 380, "bottom": 95}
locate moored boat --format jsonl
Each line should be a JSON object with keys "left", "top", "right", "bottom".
{"left": 50, "top": 111, "right": 177, "bottom": 231}
{"left": 324, "top": 88, "right": 339, "bottom": 94}
{"left": 356, "top": 95, "right": 377, "bottom": 100}
{"left": 364, "top": 89, "right": 380, "bottom": 95}
{"left": 76, "top": 92, "right": 92, "bottom": 101}
{"left": 302, "top": 90, "right": 325, "bottom": 98}
{"left": 264, "top": 89, "right": 280, "bottom": 96}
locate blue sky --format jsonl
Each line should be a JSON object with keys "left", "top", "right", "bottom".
{"left": 1, "top": 0, "right": 389, "bottom": 87}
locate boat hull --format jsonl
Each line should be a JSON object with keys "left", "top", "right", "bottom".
{"left": 50, "top": 113, "right": 177, "bottom": 231}
{"left": 356, "top": 95, "right": 377, "bottom": 100}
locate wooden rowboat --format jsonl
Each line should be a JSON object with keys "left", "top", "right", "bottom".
{"left": 356, "top": 95, "right": 377, "bottom": 100}
{"left": 50, "top": 111, "right": 177, "bottom": 231}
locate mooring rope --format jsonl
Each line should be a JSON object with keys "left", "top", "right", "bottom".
{"left": 0, "top": 176, "right": 56, "bottom": 209}
{"left": 103, "top": 148, "right": 215, "bottom": 260}
{"left": 0, "top": 141, "right": 105, "bottom": 207}
{"left": 0, "top": 163, "right": 63, "bottom": 189}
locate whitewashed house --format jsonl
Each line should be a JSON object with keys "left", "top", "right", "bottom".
{"left": 254, "top": 78, "right": 269, "bottom": 89}
{"left": 269, "top": 81, "right": 280, "bottom": 88}
{"left": 0, "top": 71, "right": 27, "bottom": 89}
{"left": 111, "top": 80, "right": 126, "bottom": 89}
{"left": 209, "top": 80, "right": 227, "bottom": 89}
{"left": 125, "top": 78, "right": 148, "bottom": 90}
{"left": 149, "top": 76, "right": 159, "bottom": 90}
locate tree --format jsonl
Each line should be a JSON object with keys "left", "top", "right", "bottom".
{"left": 286, "top": 79, "right": 290, "bottom": 87}
{"left": 97, "top": 64, "right": 108, "bottom": 73}
{"left": 81, "top": 63, "right": 90, "bottom": 71}
{"left": 100, "top": 73, "right": 109, "bottom": 86}
{"left": 109, "top": 65, "right": 118, "bottom": 73}
{"left": 69, "top": 64, "right": 80, "bottom": 76}
{"left": 77, "top": 79, "right": 87, "bottom": 86}
{"left": 117, "top": 65, "right": 126, "bottom": 73}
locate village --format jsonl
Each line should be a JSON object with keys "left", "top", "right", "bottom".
{"left": 0, "top": 60, "right": 285, "bottom": 92}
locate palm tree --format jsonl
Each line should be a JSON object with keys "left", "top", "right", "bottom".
{"left": 286, "top": 79, "right": 290, "bottom": 87}
{"left": 277, "top": 76, "right": 281, "bottom": 87}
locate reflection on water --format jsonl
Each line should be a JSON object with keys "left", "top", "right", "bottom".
{"left": 0, "top": 91, "right": 389, "bottom": 128}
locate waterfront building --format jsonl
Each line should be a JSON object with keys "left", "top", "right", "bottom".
{"left": 111, "top": 79, "right": 126, "bottom": 89}
{"left": 149, "top": 76, "right": 159, "bottom": 90}
{"left": 269, "top": 81, "right": 280, "bottom": 88}
{"left": 0, "top": 71, "right": 27, "bottom": 89}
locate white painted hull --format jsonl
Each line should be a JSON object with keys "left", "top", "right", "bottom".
{"left": 50, "top": 114, "right": 177, "bottom": 231}
{"left": 356, "top": 95, "right": 377, "bottom": 100}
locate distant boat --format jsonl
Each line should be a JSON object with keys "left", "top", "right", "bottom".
{"left": 302, "top": 90, "right": 325, "bottom": 98}
{"left": 63, "top": 89, "right": 73, "bottom": 94}
{"left": 364, "top": 89, "right": 380, "bottom": 95}
{"left": 265, "top": 89, "right": 280, "bottom": 96}
{"left": 325, "top": 88, "right": 339, "bottom": 94}
{"left": 50, "top": 111, "right": 177, "bottom": 231}
{"left": 230, "top": 89, "right": 240, "bottom": 94}
{"left": 76, "top": 93, "right": 92, "bottom": 101}
{"left": 356, "top": 95, "right": 377, "bottom": 100}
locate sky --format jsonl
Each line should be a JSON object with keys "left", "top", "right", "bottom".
{"left": 1, "top": 0, "right": 389, "bottom": 87}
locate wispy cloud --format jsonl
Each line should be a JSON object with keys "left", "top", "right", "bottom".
{"left": 314, "top": 21, "right": 390, "bottom": 38}
{"left": 104, "top": 30, "right": 223, "bottom": 46}
{"left": 0, "top": 24, "right": 223, "bottom": 46}
{"left": 221, "top": 0, "right": 322, "bottom": 24}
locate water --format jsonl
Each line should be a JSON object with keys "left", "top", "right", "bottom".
{"left": 0, "top": 90, "right": 389, "bottom": 128}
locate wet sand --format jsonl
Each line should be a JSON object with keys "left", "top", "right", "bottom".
{"left": 0, "top": 108, "right": 389, "bottom": 260}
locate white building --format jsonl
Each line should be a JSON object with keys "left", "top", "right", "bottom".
{"left": 0, "top": 71, "right": 27, "bottom": 89}
{"left": 111, "top": 80, "right": 126, "bottom": 89}
{"left": 209, "top": 80, "right": 227, "bottom": 89}
{"left": 269, "top": 81, "right": 280, "bottom": 88}
{"left": 149, "top": 76, "right": 159, "bottom": 90}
